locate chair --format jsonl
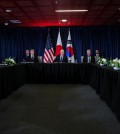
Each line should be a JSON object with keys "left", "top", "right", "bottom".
{"left": 38, "top": 56, "right": 42, "bottom": 63}
{"left": 81, "top": 56, "right": 84, "bottom": 63}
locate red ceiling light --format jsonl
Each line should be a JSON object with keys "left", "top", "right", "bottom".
{"left": 0, "top": 0, "right": 118, "bottom": 27}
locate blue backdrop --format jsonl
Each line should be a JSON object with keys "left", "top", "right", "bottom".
{"left": 0, "top": 26, "right": 120, "bottom": 63}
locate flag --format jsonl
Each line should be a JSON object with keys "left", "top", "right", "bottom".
{"left": 66, "top": 30, "right": 75, "bottom": 63}
{"left": 43, "top": 33, "right": 54, "bottom": 63}
{"left": 55, "top": 30, "right": 63, "bottom": 56}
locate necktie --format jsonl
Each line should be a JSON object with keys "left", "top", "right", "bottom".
{"left": 88, "top": 57, "right": 90, "bottom": 63}
{"left": 31, "top": 55, "right": 34, "bottom": 59}
{"left": 61, "top": 56, "right": 63, "bottom": 62}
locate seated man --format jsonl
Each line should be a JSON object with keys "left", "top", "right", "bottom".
{"left": 29, "top": 49, "right": 38, "bottom": 63}
{"left": 54, "top": 49, "right": 68, "bottom": 63}
{"left": 83, "top": 49, "right": 95, "bottom": 63}
{"left": 23, "top": 49, "right": 30, "bottom": 62}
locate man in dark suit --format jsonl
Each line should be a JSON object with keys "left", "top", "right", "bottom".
{"left": 83, "top": 49, "right": 95, "bottom": 63}
{"left": 29, "top": 49, "right": 38, "bottom": 63}
{"left": 54, "top": 49, "right": 68, "bottom": 63}
{"left": 23, "top": 49, "right": 30, "bottom": 62}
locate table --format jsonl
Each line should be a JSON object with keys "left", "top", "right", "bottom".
{"left": 26, "top": 63, "right": 90, "bottom": 84}
{"left": 0, "top": 64, "right": 26, "bottom": 99}
{"left": 0, "top": 63, "right": 120, "bottom": 121}
{"left": 89, "top": 64, "right": 120, "bottom": 121}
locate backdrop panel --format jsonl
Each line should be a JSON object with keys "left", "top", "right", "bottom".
{"left": 0, "top": 26, "right": 120, "bottom": 63}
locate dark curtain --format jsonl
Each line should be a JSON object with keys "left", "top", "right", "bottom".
{"left": 0, "top": 26, "right": 120, "bottom": 63}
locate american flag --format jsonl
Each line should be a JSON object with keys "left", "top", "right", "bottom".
{"left": 43, "top": 33, "right": 54, "bottom": 63}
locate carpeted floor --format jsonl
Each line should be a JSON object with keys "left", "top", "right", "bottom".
{"left": 0, "top": 84, "right": 120, "bottom": 134}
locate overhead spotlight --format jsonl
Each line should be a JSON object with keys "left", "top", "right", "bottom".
{"left": 4, "top": 9, "right": 12, "bottom": 26}
{"left": 55, "top": 1, "right": 58, "bottom": 4}
{"left": 4, "top": 22, "right": 9, "bottom": 26}
{"left": 61, "top": 19, "right": 67, "bottom": 22}
{"left": 10, "top": 20, "right": 21, "bottom": 24}
{"left": 55, "top": 9, "right": 88, "bottom": 13}
{"left": 6, "top": 9, "right": 12, "bottom": 13}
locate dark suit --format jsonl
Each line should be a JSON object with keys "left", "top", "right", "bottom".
{"left": 54, "top": 55, "right": 68, "bottom": 63}
{"left": 95, "top": 54, "right": 101, "bottom": 62}
{"left": 83, "top": 56, "right": 95, "bottom": 63}
{"left": 23, "top": 55, "right": 30, "bottom": 62}
{"left": 29, "top": 54, "right": 38, "bottom": 63}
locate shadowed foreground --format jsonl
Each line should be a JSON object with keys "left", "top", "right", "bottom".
{"left": 0, "top": 84, "right": 120, "bottom": 134}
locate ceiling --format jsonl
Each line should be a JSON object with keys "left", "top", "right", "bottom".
{"left": 0, "top": 0, "right": 120, "bottom": 27}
